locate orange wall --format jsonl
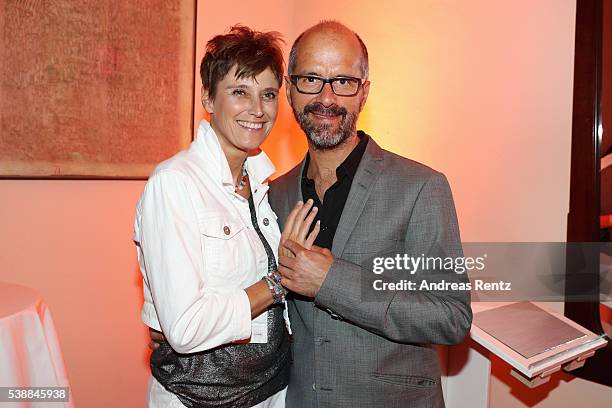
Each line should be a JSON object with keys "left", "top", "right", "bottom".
{"left": 0, "top": 180, "right": 147, "bottom": 407}
{"left": 1, "top": 1, "right": 610, "bottom": 407}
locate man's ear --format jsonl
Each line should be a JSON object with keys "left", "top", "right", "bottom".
{"left": 359, "top": 80, "right": 370, "bottom": 112}
{"left": 202, "top": 87, "right": 214, "bottom": 114}
{"left": 285, "top": 77, "right": 293, "bottom": 106}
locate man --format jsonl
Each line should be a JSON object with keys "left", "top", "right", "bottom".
{"left": 270, "top": 21, "right": 472, "bottom": 408}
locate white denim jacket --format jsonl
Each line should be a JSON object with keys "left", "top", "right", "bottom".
{"left": 134, "top": 120, "right": 285, "bottom": 354}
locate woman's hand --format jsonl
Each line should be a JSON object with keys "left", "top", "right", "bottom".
{"left": 279, "top": 199, "right": 320, "bottom": 258}
{"left": 148, "top": 328, "right": 165, "bottom": 350}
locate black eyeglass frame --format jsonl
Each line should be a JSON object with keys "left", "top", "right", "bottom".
{"left": 287, "top": 75, "right": 366, "bottom": 96}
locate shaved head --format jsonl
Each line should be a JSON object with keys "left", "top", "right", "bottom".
{"left": 288, "top": 21, "right": 369, "bottom": 79}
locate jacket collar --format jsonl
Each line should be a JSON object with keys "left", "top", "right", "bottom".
{"left": 193, "top": 119, "right": 276, "bottom": 200}
{"left": 287, "top": 134, "right": 384, "bottom": 256}
{"left": 332, "top": 135, "right": 384, "bottom": 255}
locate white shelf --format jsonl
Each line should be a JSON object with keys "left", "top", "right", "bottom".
{"left": 469, "top": 302, "right": 608, "bottom": 382}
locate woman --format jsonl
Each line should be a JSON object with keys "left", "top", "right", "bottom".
{"left": 134, "top": 26, "right": 318, "bottom": 407}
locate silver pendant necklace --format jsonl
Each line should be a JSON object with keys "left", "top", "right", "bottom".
{"left": 235, "top": 165, "right": 247, "bottom": 192}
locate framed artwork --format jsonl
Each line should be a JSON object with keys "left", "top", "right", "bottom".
{"left": 0, "top": 0, "right": 196, "bottom": 179}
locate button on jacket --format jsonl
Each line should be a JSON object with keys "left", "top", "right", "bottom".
{"left": 134, "top": 119, "right": 282, "bottom": 354}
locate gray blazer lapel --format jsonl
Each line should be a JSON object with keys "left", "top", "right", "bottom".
{"left": 332, "top": 138, "right": 384, "bottom": 256}
{"left": 275, "top": 159, "right": 306, "bottom": 227}
{"left": 287, "top": 160, "right": 306, "bottom": 212}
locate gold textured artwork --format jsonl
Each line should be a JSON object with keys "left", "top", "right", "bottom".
{"left": 0, "top": 0, "right": 195, "bottom": 178}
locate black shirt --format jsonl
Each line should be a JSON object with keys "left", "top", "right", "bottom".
{"left": 301, "top": 131, "right": 369, "bottom": 249}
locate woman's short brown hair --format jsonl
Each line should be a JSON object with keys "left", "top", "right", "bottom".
{"left": 200, "top": 25, "right": 284, "bottom": 100}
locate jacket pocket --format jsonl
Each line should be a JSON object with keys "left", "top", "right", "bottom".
{"left": 199, "top": 215, "right": 244, "bottom": 240}
{"left": 198, "top": 214, "right": 246, "bottom": 282}
{"left": 370, "top": 373, "right": 437, "bottom": 388}
{"left": 342, "top": 239, "right": 405, "bottom": 266}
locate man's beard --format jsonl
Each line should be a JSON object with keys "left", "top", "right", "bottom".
{"left": 292, "top": 102, "right": 358, "bottom": 150}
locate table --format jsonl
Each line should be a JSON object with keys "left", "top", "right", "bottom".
{"left": 441, "top": 302, "right": 608, "bottom": 408}
{"left": 0, "top": 282, "right": 73, "bottom": 407}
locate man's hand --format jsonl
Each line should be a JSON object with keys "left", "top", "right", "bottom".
{"left": 148, "top": 328, "right": 165, "bottom": 350}
{"left": 278, "top": 240, "right": 334, "bottom": 297}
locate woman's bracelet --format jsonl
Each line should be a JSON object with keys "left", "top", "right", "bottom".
{"left": 268, "top": 270, "right": 283, "bottom": 285}
{"left": 262, "top": 271, "right": 287, "bottom": 304}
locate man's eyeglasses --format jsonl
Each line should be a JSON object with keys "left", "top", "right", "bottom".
{"left": 288, "top": 75, "right": 364, "bottom": 96}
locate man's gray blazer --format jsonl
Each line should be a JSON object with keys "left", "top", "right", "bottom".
{"left": 269, "top": 136, "right": 472, "bottom": 408}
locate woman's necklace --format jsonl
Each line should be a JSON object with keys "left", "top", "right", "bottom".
{"left": 235, "top": 164, "right": 247, "bottom": 192}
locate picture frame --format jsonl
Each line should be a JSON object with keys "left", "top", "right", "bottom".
{"left": 0, "top": 1, "right": 196, "bottom": 179}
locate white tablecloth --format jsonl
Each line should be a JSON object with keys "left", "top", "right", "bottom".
{"left": 0, "top": 282, "right": 73, "bottom": 407}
